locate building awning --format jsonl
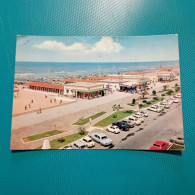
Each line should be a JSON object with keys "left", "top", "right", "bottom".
{"left": 72, "top": 88, "right": 108, "bottom": 94}
{"left": 139, "top": 79, "right": 151, "bottom": 83}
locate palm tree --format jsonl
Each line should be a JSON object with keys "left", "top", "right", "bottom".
{"left": 163, "top": 85, "right": 169, "bottom": 91}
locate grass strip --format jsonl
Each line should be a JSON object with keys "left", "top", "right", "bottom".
{"left": 23, "top": 130, "right": 65, "bottom": 142}
{"left": 73, "top": 111, "right": 106, "bottom": 125}
{"left": 36, "top": 131, "right": 88, "bottom": 149}
{"left": 94, "top": 110, "right": 135, "bottom": 127}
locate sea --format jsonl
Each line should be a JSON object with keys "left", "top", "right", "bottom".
{"left": 14, "top": 61, "right": 179, "bottom": 82}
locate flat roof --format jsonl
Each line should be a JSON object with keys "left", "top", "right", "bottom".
{"left": 65, "top": 82, "right": 103, "bottom": 87}
{"left": 25, "top": 82, "right": 64, "bottom": 90}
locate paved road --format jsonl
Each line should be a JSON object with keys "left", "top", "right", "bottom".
{"left": 89, "top": 101, "right": 184, "bottom": 150}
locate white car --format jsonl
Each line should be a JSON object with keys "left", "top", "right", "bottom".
{"left": 155, "top": 104, "right": 165, "bottom": 110}
{"left": 140, "top": 110, "right": 148, "bottom": 117}
{"left": 173, "top": 99, "right": 179, "bottom": 103}
{"left": 160, "top": 101, "right": 167, "bottom": 105}
{"left": 82, "top": 136, "right": 95, "bottom": 148}
{"left": 106, "top": 125, "right": 120, "bottom": 134}
{"left": 147, "top": 106, "right": 162, "bottom": 113}
{"left": 164, "top": 104, "right": 171, "bottom": 109}
{"left": 167, "top": 99, "right": 173, "bottom": 104}
{"left": 61, "top": 144, "right": 72, "bottom": 149}
{"left": 132, "top": 114, "right": 145, "bottom": 123}
{"left": 70, "top": 140, "right": 87, "bottom": 149}
{"left": 175, "top": 93, "right": 181, "bottom": 98}
{"left": 128, "top": 116, "right": 141, "bottom": 125}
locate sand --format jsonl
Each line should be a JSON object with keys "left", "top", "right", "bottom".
{"left": 12, "top": 85, "right": 74, "bottom": 116}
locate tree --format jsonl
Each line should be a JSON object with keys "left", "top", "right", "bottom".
{"left": 175, "top": 86, "right": 180, "bottom": 92}
{"left": 78, "top": 126, "right": 86, "bottom": 135}
{"left": 152, "top": 90, "right": 156, "bottom": 96}
{"left": 141, "top": 90, "right": 149, "bottom": 99}
{"left": 166, "top": 90, "right": 173, "bottom": 97}
{"left": 138, "top": 104, "right": 143, "bottom": 110}
{"left": 163, "top": 85, "right": 169, "bottom": 91}
{"left": 132, "top": 98, "right": 136, "bottom": 104}
{"left": 175, "top": 83, "right": 178, "bottom": 87}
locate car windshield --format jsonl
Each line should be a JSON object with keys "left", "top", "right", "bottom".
{"left": 101, "top": 136, "right": 107, "bottom": 140}
{"left": 153, "top": 144, "right": 160, "bottom": 148}
{"left": 81, "top": 145, "right": 86, "bottom": 149}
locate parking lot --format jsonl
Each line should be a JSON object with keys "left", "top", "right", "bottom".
{"left": 88, "top": 98, "right": 183, "bottom": 150}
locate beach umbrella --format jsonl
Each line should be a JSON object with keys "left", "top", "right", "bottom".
{"left": 42, "top": 139, "right": 51, "bottom": 150}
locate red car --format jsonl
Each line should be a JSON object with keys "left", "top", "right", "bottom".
{"left": 150, "top": 141, "right": 169, "bottom": 150}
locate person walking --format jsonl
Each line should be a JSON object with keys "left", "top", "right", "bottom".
{"left": 39, "top": 107, "right": 42, "bottom": 113}
{"left": 89, "top": 116, "right": 92, "bottom": 125}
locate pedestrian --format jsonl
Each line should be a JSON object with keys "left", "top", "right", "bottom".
{"left": 50, "top": 99, "right": 52, "bottom": 103}
{"left": 25, "top": 105, "right": 27, "bottom": 110}
{"left": 39, "top": 107, "right": 42, "bottom": 113}
{"left": 60, "top": 99, "right": 62, "bottom": 104}
{"left": 54, "top": 98, "right": 56, "bottom": 103}
{"left": 117, "top": 106, "right": 119, "bottom": 111}
{"left": 29, "top": 103, "right": 31, "bottom": 108}
{"left": 31, "top": 99, "right": 33, "bottom": 103}
{"left": 89, "top": 116, "right": 92, "bottom": 125}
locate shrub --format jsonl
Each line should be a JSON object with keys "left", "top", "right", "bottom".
{"left": 138, "top": 104, "right": 143, "bottom": 108}
{"left": 132, "top": 98, "right": 136, "bottom": 104}
{"left": 142, "top": 100, "right": 147, "bottom": 103}
{"left": 57, "top": 138, "right": 65, "bottom": 143}
{"left": 113, "top": 114, "right": 117, "bottom": 118}
{"left": 78, "top": 126, "right": 86, "bottom": 135}
{"left": 152, "top": 90, "right": 156, "bottom": 95}
{"left": 161, "top": 98, "right": 164, "bottom": 101}
{"left": 153, "top": 97, "right": 159, "bottom": 101}
{"left": 175, "top": 87, "right": 180, "bottom": 92}
{"left": 166, "top": 90, "right": 173, "bottom": 96}
{"left": 146, "top": 101, "right": 152, "bottom": 105}
{"left": 161, "top": 94, "right": 165, "bottom": 96}
{"left": 175, "top": 83, "right": 178, "bottom": 87}
{"left": 125, "top": 110, "right": 133, "bottom": 114}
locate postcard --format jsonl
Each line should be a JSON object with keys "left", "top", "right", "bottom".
{"left": 11, "top": 35, "right": 184, "bottom": 150}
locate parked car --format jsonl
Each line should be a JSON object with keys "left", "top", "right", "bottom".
{"left": 164, "top": 104, "right": 171, "bottom": 109}
{"left": 170, "top": 136, "right": 184, "bottom": 145}
{"left": 61, "top": 144, "right": 72, "bottom": 149}
{"left": 160, "top": 101, "right": 167, "bottom": 105}
{"left": 140, "top": 110, "right": 148, "bottom": 117}
{"left": 132, "top": 114, "right": 144, "bottom": 123}
{"left": 70, "top": 140, "right": 87, "bottom": 149}
{"left": 173, "top": 99, "right": 179, "bottom": 103}
{"left": 128, "top": 116, "right": 141, "bottom": 125}
{"left": 89, "top": 132, "right": 113, "bottom": 146}
{"left": 112, "top": 121, "right": 130, "bottom": 131}
{"left": 167, "top": 99, "right": 173, "bottom": 105}
{"left": 82, "top": 136, "right": 95, "bottom": 148}
{"left": 175, "top": 93, "right": 181, "bottom": 98}
{"left": 156, "top": 104, "right": 165, "bottom": 111}
{"left": 122, "top": 118, "right": 135, "bottom": 127}
{"left": 106, "top": 125, "right": 120, "bottom": 134}
{"left": 147, "top": 106, "right": 162, "bottom": 113}
{"left": 150, "top": 141, "right": 169, "bottom": 150}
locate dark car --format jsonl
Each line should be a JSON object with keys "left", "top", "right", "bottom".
{"left": 112, "top": 121, "right": 130, "bottom": 131}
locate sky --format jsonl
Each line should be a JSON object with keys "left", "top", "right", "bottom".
{"left": 15, "top": 35, "right": 179, "bottom": 62}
